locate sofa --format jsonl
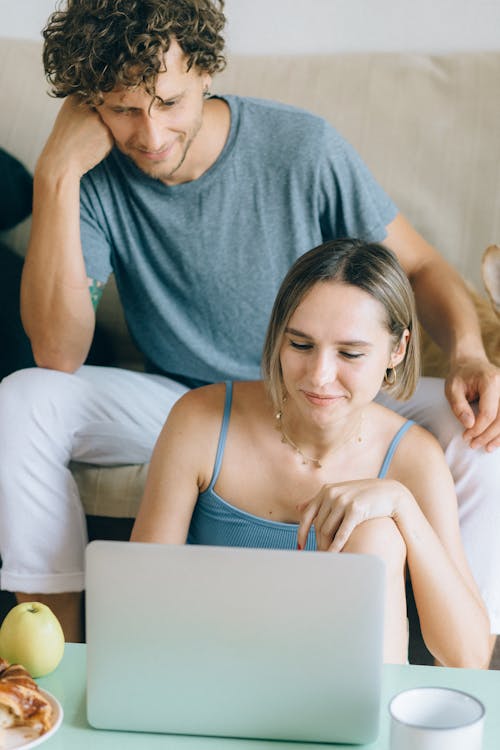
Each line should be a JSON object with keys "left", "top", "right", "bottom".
{"left": 1, "top": 37, "right": 499, "bottom": 524}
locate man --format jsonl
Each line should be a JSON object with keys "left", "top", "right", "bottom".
{"left": 0, "top": 0, "right": 498, "bottom": 645}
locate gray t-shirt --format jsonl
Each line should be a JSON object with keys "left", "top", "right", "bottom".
{"left": 80, "top": 95, "right": 397, "bottom": 383}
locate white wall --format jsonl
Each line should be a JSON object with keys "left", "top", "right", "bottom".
{"left": 0, "top": 0, "right": 53, "bottom": 41}
{"left": 225, "top": 0, "right": 500, "bottom": 54}
{"left": 1, "top": 0, "right": 500, "bottom": 52}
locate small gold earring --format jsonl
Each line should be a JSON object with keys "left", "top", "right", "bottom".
{"left": 384, "top": 367, "right": 397, "bottom": 386}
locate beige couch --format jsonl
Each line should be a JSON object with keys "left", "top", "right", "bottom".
{"left": 1, "top": 38, "right": 499, "bottom": 521}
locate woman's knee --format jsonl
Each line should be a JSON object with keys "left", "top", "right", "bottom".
{"left": 343, "top": 518, "right": 407, "bottom": 572}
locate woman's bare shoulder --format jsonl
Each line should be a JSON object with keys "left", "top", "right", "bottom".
{"left": 396, "top": 419, "right": 443, "bottom": 460}
{"left": 168, "top": 380, "right": 266, "bottom": 428}
{"left": 370, "top": 403, "right": 447, "bottom": 470}
{"left": 377, "top": 411, "right": 453, "bottom": 496}
{"left": 168, "top": 382, "right": 227, "bottom": 422}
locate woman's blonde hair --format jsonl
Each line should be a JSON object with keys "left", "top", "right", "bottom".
{"left": 261, "top": 238, "right": 420, "bottom": 413}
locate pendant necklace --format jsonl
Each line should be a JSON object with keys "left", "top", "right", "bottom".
{"left": 275, "top": 409, "right": 363, "bottom": 469}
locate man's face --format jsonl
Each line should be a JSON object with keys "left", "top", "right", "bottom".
{"left": 98, "top": 40, "right": 211, "bottom": 185}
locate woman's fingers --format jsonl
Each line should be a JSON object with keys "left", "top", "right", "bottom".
{"left": 296, "top": 498, "right": 319, "bottom": 550}
{"left": 298, "top": 486, "right": 347, "bottom": 550}
{"left": 297, "top": 480, "right": 398, "bottom": 551}
{"left": 328, "top": 512, "right": 358, "bottom": 552}
{"left": 316, "top": 504, "right": 345, "bottom": 551}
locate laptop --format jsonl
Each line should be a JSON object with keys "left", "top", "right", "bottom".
{"left": 85, "top": 540, "right": 385, "bottom": 744}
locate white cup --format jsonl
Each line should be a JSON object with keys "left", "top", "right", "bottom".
{"left": 389, "top": 686, "right": 485, "bottom": 750}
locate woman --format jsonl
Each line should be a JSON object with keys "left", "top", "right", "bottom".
{"left": 132, "top": 238, "right": 490, "bottom": 667}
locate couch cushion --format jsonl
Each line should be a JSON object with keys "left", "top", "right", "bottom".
{"left": 71, "top": 461, "right": 148, "bottom": 518}
{"left": 2, "top": 39, "right": 499, "bottom": 290}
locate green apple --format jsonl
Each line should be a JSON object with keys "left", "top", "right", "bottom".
{"left": 0, "top": 602, "right": 64, "bottom": 678}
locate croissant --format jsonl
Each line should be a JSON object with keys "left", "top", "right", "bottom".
{"left": 0, "top": 658, "right": 53, "bottom": 735}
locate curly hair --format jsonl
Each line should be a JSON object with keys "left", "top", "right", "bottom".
{"left": 42, "top": 0, "right": 226, "bottom": 104}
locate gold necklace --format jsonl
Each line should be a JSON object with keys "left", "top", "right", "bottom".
{"left": 275, "top": 409, "right": 363, "bottom": 469}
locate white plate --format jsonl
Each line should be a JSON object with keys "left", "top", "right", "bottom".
{"left": 0, "top": 689, "right": 63, "bottom": 749}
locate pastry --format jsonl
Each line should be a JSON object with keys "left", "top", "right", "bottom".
{"left": 0, "top": 658, "right": 53, "bottom": 736}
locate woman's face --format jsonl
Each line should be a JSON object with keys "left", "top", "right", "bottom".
{"left": 279, "top": 280, "right": 407, "bottom": 427}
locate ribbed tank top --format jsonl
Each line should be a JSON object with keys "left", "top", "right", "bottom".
{"left": 187, "top": 382, "right": 414, "bottom": 549}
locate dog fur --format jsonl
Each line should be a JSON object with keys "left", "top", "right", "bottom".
{"left": 420, "top": 246, "right": 500, "bottom": 377}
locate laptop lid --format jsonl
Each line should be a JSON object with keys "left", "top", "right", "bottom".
{"left": 85, "top": 540, "right": 385, "bottom": 744}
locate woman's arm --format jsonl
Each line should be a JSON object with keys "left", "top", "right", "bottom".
{"left": 131, "top": 386, "right": 222, "bottom": 544}
{"left": 390, "top": 426, "right": 490, "bottom": 668}
{"left": 297, "top": 426, "right": 490, "bottom": 668}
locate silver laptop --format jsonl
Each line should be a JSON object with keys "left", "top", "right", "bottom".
{"left": 85, "top": 540, "right": 385, "bottom": 744}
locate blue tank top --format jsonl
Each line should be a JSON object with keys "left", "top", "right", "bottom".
{"left": 187, "top": 382, "right": 414, "bottom": 550}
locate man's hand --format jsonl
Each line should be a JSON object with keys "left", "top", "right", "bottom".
{"left": 37, "top": 96, "right": 113, "bottom": 179}
{"left": 446, "top": 358, "right": 500, "bottom": 451}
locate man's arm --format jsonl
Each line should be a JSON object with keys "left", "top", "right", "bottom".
{"left": 384, "top": 213, "right": 500, "bottom": 451}
{"left": 21, "top": 97, "right": 113, "bottom": 373}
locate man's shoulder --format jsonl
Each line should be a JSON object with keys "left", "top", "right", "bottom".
{"left": 226, "top": 94, "right": 331, "bottom": 133}
{"left": 224, "top": 95, "right": 342, "bottom": 164}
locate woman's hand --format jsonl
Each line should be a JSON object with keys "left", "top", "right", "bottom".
{"left": 296, "top": 478, "right": 411, "bottom": 552}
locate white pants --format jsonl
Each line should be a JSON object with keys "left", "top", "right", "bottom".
{"left": 0, "top": 367, "right": 499, "bottom": 631}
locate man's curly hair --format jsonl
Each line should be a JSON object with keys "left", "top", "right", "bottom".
{"left": 43, "top": 0, "right": 226, "bottom": 105}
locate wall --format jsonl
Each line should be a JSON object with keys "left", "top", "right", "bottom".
{"left": 225, "top": 0, "right": 500, "bottom": 54}
{"left": 1, "top": 0, "right": 500, "bottom": 52}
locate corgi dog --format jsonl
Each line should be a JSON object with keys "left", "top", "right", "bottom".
{"left": 421, "top": 245, "right": 500, "bottom": 377}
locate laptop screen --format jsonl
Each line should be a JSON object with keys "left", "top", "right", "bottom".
{"left": 86, "top": 541, "right": 385, "bottom": 744}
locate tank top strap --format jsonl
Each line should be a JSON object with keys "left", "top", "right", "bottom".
{"left": 378, "top": 420, "right": 415, "bottom": 478}
{"left": 206, "top": 381, "right": 234, "bottom": 491}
